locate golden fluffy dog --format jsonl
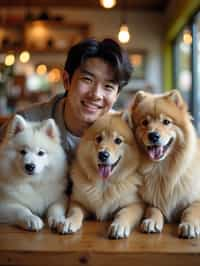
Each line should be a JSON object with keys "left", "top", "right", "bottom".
{"left": 58, "top": 113, "right": 144, "bottom": 239}
{"left": 130, "top": 90, "right": 200, "bottom": 238}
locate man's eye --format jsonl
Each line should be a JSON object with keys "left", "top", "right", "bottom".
{"left": 105, "top": 84, "right": 115, "bottom": 91}
{"left": 82, "top": 76, "right": 93, "bottom": 83}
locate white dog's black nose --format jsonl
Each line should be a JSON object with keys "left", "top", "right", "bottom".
{"left": 98, "top": 151, "right": 110, "bottom": 162}
{"left": 148, "top": 132, "right": 160, "bottom": 144}
{"left": 25, "top": 163, "right": 35, "bottom": 174}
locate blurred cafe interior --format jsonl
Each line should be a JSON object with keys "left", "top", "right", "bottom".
{"left": 0, "top": 0, "right": 200, "bottom": 131}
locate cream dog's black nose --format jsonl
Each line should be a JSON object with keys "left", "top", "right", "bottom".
{"left": 25, "top": 163, "right": 35, "bottom": 174}
{"left": 148, "top": 132, "right": 160, "bottom": 144}
{"left": 98, "top": 151, "right": 110, "bottom": 162}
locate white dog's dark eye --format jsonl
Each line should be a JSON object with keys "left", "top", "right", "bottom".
{"left": 142, "top": 119, "right": 149, "bottom": 127}
{"left": 96, "top": 135, "right": 103, "bottom": 144}
{"left": 20, "top": 149, "right": 26, "bottom": 156}
{"left": 38, "top": 150, "right": 45, "bottom": 156}
{"left": 163, "top": 119, "right": 171, "bottom": 125}
{"left": 114, "top": 137, "right": 122, "bottom": 145}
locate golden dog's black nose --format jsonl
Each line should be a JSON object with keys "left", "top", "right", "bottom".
{"left": 148, "top": 132, "right": 160, "bottom": 144}
{"left": 98, "top": 151, "right": 110, "bottom": 162}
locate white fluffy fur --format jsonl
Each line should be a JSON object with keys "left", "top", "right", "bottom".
{"left": 0, "top": 115, "right": 68, "bottom": 232}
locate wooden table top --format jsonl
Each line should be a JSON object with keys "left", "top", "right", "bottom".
{"left": 0, "top": 222, "right": 200, "bottom": 266}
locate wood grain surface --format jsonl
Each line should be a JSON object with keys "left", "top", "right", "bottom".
{"left": 0, "top": 222, "right": 200, "bottom": 266}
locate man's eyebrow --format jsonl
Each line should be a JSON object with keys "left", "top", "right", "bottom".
{"left": 80, "top": 68, "right": 94, "bottom": 77}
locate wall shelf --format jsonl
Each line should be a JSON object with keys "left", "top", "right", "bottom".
{"left": 0, "top": 20, "right": 89, "bottom": 53}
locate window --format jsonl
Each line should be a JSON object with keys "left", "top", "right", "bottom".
{"left": 173, "top": 27, "right": 192, "bottom": 107}
{"left": 193, "top": 12, "right": 200, "bottom": 132}
{"left": 173, "top": 9, "right": 200, "bottom": 133}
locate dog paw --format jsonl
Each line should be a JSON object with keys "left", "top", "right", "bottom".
{"left": 48, "top": 215, "right": 66, "bottom": 231}
{"left": 57, "top": 217, "right": 82, "bottom": 234}
{"left": 19, "top": 214, "right": 44, "bottom": 231}
{"left": 108, "top": 221, "right": 131, "bottom": 239}
{"left": 141, "top": 218, "right": 163, "bottom": 233}
{"left": 178, "top": 222, "right": 200, "bottom": 238}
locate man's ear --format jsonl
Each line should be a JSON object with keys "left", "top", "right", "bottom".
{"left": 114, "top": 90, "right": 120, "bottom": 102}
{"left": 63, "top": 71, "right": 70, "bottom": 92}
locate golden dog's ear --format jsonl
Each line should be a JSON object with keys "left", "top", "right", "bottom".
{"left": 130, "top": 90, "right": 146, "bottom": 109}
{"left": 165, "top": 90, "right": 187, "bottom": 110}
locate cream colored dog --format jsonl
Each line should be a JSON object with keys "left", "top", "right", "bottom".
{"left": 0, "top": 115, "right": 68, "bottom": 232}
{"left": 58, "top": 113, "right": 145, "bottom": 239}
{"left": 130, "top": 90, "right": 200, "bottom": 238}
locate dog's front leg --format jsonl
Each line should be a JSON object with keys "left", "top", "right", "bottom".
{"left": 0, "top": 202, "right": 44, "bottom": 231}
{"left": 141, "top": 206, "right": 164, "bottom": 233}
{"left": 179, "top": 201, "right": 200, "bottom": 238}
{"left": 108, "top": 202, "right": 145, "bottom": 239}
{"left": 47, "top": 196, "right": 68, "bottom": 232}
{"left": 57, "top": 200, "right": 88, "bottom": 234}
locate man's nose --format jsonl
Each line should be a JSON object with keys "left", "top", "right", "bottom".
{"left": 89, "top": 83, "right": 103, "bottom": 99}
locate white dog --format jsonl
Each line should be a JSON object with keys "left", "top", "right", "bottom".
{"left": 0, "top": 115, "right": 68, "bottom": 232}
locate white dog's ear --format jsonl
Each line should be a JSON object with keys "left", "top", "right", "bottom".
{"left": 9, "top": 115, "right": 28, "bottom": 136}
{"left": 121, "top": 110, "right": 133, "bottom": 129}
{"left": 42, "top": 119, "right": 60, "bottom": 142}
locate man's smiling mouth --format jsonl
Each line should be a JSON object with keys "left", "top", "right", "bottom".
{"left": 81, "top": 101, "right": 102, "bottom": 111}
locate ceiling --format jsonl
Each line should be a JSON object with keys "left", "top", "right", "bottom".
{"left": 0, "top": 0, "right": 169, "bottom": 12}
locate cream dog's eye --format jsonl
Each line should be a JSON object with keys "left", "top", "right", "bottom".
{"left": 38, "top": 150, "right": 45, "bottom": 156}
{"left": 142, "top": 119, "right": 149, "bottom": 127}
{"left": 163, "top": 119, "right": 171, "bottom": 125}
{"left": 96, "top": 135, "right": 103, "bottom": 144}
{"left": 20, "top": 149, "right": 27, "bottom": 156}
{"left": 114, "top": 137, "right": 122, "bottom": 145}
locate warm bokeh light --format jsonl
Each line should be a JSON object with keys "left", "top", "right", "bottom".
{"left": 36, "top": 64, "right": 47, "bottom": 75}
{"left": 19, "top": 51, "right": 31, "bottom": 63}
{"left": 118, "top": 24, "right": 130, "bottom": 44}
{"left": 48, "top": 68, "right": 61, "bottom": 83}
{"left": 4, "top": 54, "right": 15, "bottom": 66}
{"left": 130, "top": 54, "right": 142, "bottom": 66}
{"left": 183, "top": 30, "right": 192, "bottom": 45}
{"left": 26, "top": 21, "right": 49, "bottom": 50}
{"left": 99, "top": 0, "right": 116, "bottom": 8}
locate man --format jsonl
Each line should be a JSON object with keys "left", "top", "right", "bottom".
{"left": 3, "top": 38, "right": 133, "bottom": 162}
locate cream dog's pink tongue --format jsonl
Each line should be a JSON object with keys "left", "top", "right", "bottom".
{"left": 98, "top": 165, "right": 112, "bottom": 179}
{"left": 148, "top": 146, "right": 164, "bottom": 160}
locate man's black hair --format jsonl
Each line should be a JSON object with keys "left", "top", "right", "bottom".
{"left": 64, "top": 38, "right": 133, "bottom": 91}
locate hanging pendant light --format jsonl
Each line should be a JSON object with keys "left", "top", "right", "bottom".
{"left": 99, "top": 0, "right": 116, "bottom": 9}
{"left": 118, "top": 23, "right": 130, "bottom": 43}
{"left": 118, "top": 0, "right": 130, "bottom": 44}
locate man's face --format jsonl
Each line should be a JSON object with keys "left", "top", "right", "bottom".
{"left": 64, "top": 57, "right": 119, "bottom": 131}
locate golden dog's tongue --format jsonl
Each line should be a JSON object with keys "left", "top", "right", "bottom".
{"left": 99, "top": 165, "right": 112, "bottom": 179}
{"left": 148, "top": 146, "right": 164, "bottom": 160}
